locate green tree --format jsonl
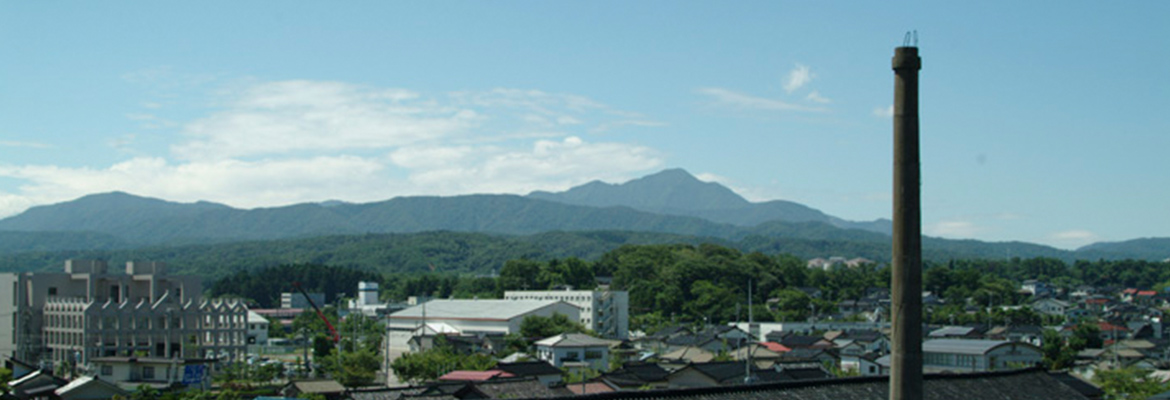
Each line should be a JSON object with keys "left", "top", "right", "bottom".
{"left": 1040, "top": 329, "right": 1074, "bottom": 370}
{"left": 320, "top": 348, "right": 382, "bottom": 387}
{"left": 520, "top": 313, "right": 589, "bottom": 339}
{"left": 1093, "top": 367, "right": 1167, "bottom": 399}
{"left": 1070, "top": 323, "right": 1103, "bottom": 350}
{"left": 770, "top": 288, "right": 811, "bottom": 321}
{"left": 390, "top": 345, "right": 496, "bottom": 384}
{"left": 499, "top": 259, "right": 542, "bottom": 291}
{"left": 130, "top": 384, "right": 161, "bottom": 400}
{"left": 0, "top": 367, "right": 12, "bottom": 394}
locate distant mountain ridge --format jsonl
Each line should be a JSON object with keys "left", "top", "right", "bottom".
{"left": 0, "top": 169, "right": 1163, "bottom": 262}
{"left": 528, "top": 169, "right": 891, "bottom": 233}
{"left": 0, "top": 191, "right": 743, "bottom": 245}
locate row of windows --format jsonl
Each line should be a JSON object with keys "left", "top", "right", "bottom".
{"left": 923, "top": 352, "right": 978, "bottom": 368}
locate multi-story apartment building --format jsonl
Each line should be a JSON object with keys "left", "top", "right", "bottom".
{"left": 0, "top": 260, "right": 247, "bottom": 369}
{"left": 504, "top": 289, "right": 629, "bottom": 339}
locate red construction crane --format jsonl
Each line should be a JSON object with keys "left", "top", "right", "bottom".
{"left": 292, "top": 281, "right": 340, "bottom": 343}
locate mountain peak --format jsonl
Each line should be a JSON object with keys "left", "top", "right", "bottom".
{"left": 527, "top": 168, "right": 749, "bottom": 212}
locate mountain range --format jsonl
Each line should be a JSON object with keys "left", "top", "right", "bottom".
{"left": 0, "top": 169, "right": 1165, "bottom": 264}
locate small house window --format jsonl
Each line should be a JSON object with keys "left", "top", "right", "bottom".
{"left": 101, "top": 365, "right": 113, "bottom": 376}
{"left": 48, "top": 287, "right": 58, "bottom": 296}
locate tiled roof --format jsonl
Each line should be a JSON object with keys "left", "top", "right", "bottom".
{"left": 438, "top": 370, "right": 515, "bottom": 381}
{"left": 473, "top": 377, "right": 567, "bottom": 399}
{"left": 510, "top": 368, "right": 1088, "bottom": 400}
{"left": 566, "top": 382, "right": 619, "bottom": 395}
{"left": 287, "top": 379, "right": 345, "bottom": 394}
{"left": 493, "top": 361, "right": 563, "bottom": 377}
{"left": 536, "top": 333, "right": 617, "bottom": 347}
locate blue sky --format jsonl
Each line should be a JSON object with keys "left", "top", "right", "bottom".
{"left": 1, "top": 2, "right": 1167, "bottom": 250}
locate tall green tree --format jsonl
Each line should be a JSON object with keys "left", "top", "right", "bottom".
{"left": 520, "top": 313, "right": 589, "bottom": 339}
{"left": 1093, "top": 367, "right": 1167, "bottom": 399}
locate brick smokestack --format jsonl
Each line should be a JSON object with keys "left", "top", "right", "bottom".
{"left": 890, "top": 45, "right": 922, "bottom": 400}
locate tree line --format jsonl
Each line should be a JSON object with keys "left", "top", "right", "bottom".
{"left": 207, "top": 244, "right": 1170, "bottom": 333}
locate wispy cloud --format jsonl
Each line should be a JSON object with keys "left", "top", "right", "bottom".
{"left": 872, "top": 105, "right": 894, "bottom": 118}
{"left": 174, "top": 80, "right": 477, "bottom": 160}
{"left": 1047, "top": 229, "right": 1100, "bottom": 249}
{"left": 783, "top": 64, "right": 813, "bottom": 93}
{"left": 0, "top": 141, "right": 52, "bottom": 149}
{"left": 697, "top": 87, "right": 827, "bottom": 113}
{"left": 928, "top": 220, "right": 981, "bottom": 237}
{"left": 805, "top": 91, "right": 831, "bottom": 104}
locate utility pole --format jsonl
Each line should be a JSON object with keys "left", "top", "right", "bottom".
{"left": 890, "top": 35, "right": 923, "bottom": 400}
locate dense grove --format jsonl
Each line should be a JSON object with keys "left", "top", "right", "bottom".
{"left": 209, "top": 243, "right": 1170, "bottom": 332}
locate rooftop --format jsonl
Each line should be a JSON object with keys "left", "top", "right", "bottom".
{"left": 512, "top": 368, "right": 1087, "bottom": 400}
{"left": 389, "top": 299, "right": 574, "bottom": 321}
{"left": 536, "top": 333, "right": 617, "bottom": 347}
{"left": 922, "top": 339, "right": 1019, "bottom": 355}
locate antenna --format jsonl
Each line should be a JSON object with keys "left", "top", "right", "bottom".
{"left": 902, "top": 30, "right": 919, "bottom": 48}
{"left": 744, "top": 279, "right": 755, "bottom": 384}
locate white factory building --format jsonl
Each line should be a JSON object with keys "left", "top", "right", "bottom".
{"left": 385, "top": 299, "right": 579, "bottom": 350}
{"left": 504, "top": 289, "right": 629, "bottom": 339}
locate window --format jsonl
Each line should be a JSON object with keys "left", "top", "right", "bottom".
{"left": 48, "top": 287, "right": 58, "bottom": 296}
{"left": 101, "top": 365, "right": 113, "bottom": 376}
{"left": 143, "top": 366, "right": 155, "bottom": 380}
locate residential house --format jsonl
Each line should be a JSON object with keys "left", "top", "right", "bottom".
{"left": 438, "top": 370, "right": 516, "bottom": 382}
{"left": 492, "top": 361, "right": 564, "bottom": 387}
{"left": 984, "top": 325, "right": 1044, "bottom": 347}
{"left": 1030, "top": 298, "right": 1072, "bottom": 318}
{"left": 6, "top": 370, "right": 67, "bottom": 400}
{"left": 280, "top": 379, "right": 346, "bottom": 400}
{"left": 601, "top": 362, "right": 670, "bottom": 390}
{"left": 53, "top": 376, "right": 129, "bottom": 400}
{"left": 928, "top": 325, "right": 983, "bottom": 339}
{"left": 90, "top": 357, "right": 216, "bottom": 389}
{"left": 534, "top": 333, "right": 617, "bottom": 370}
{"left": 665, "top": 361, "right": 766, "bottom": 388}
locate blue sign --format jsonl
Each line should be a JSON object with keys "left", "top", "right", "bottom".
{"left": 182, "top": 365, "right": 206, "bottom": 385}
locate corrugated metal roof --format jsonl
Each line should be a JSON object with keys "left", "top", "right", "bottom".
{"left": 923, "top": 339, "right": 1012, "bottom": 355}
{"left": 389, "top": 299, "right": 574, "bottom": 321}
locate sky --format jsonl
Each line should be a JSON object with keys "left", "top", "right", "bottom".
{"left": 1, "top": 2, "right": 1167, "bottom": 250}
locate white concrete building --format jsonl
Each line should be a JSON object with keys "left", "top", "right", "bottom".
{"left": 504, "top": 289, "right": 629, "bottom": 339}
{"left": 534, "top": 333, "right": 617, "bottom": 370}
{"left": 0, "top": 260, "right": 247, "bottom": 369}
{"left": 281, "top": 292, "right": 324, "bottom": 309}
{"left": 246, "top": 310, "right": 269, "bottom": 345}
{"left": 386, "top": 299, "right": 579, "bottom": 350}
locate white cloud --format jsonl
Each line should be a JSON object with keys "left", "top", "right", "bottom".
{"left": 0, "top": 80, "right": 668, "bottom": 218}
{"left": 1046, "top": 229, "right": 1100, "bottom": 248}
{"left": 173, "top": 80, "right": 478, "bottom": 160}
{"left": 783, "top": 64, "right": 814, "bottom": 93}
{"left": 928, "top": 220, "right": 981, "bottom": 237}
{"left": 0, "top": 141, "right": 52, "bottom": 149}
{"left": 805, "top": 91, "right": 831, "bottom": 104}
{"left": 0, "top": 156, "right": 390, "bottom": 215}
{"left": 392, "top": 136, "right": 662, "bottom": 195}
{"left": 697, "top": 87, "right": 827, "bottom": 113}
{"left": 873, "top": 105, "right": 894, "bottom": 118}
